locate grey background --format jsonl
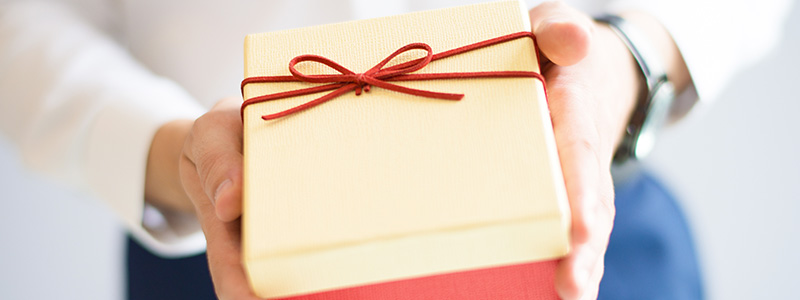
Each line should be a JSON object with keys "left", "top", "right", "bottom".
{"left": 1, "top": 5, "right": 798, "bottom": 300}
{"left": 645, "top": 4, "right": 800, "bottom": 299}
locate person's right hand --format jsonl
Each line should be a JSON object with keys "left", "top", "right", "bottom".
{"left": 528, "top": 2, "right": 690, "bottom": 299}
{"left": 177, "top": 97, "right": 262, "bottom": 300}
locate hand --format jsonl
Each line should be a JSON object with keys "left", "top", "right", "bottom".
{"left": 530, "top": 3, "right": 634, "bottom": 299}
{"left": 175, "top": 97, "right": 261, "bottom": 300}
{"left": 528, "top": 2, "right": 688, "bottom": 299}
{"left": 146, "top": 97, "right": 259, "bottom": 299}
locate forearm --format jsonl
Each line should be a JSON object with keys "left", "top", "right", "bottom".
{"left": 593, "top": 23, "right": 640, "bottom": 152}
{"left": 608, "top": 0, "right": 791, "bottom": 108}
{"left": 0, "top": 1, "right": 206, "bottom": 255}
{"left": 593, "top": 11, "right": 692, "bottom": 154}
{"left": 620, "top": 11, "right": 691, "bottom": 96}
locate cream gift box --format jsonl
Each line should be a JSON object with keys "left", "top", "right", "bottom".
{"left": 240, "top": 0, "right": 570, "bottom": 298}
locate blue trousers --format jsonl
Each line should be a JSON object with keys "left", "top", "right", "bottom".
{"left": 598, "top": 170, "right": 704, "bottom": 300}
{"left": 127, "top": 170, "right": 703, "bottom": 299}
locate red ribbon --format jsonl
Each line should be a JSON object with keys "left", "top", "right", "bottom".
{"left": 241, "top": 31, "right": 545, "bottom": 121}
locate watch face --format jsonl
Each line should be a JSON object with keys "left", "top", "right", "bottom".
{"left": 633, "top": 81, "right": 675, "bottom": 159}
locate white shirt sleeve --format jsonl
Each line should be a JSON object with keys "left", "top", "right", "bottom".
{"left": 604, "top": 0, "right": 794, "bottom": 118}
{"left": 0, "top": 1, "right": 207, "bottom": 257}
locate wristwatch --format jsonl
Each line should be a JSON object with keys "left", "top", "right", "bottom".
{"left": 595, "top": 15, "right": 676, "bottom": 164}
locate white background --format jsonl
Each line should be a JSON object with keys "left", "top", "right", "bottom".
{"left": 1, "top": 5, "right": 798, "bottom": 300}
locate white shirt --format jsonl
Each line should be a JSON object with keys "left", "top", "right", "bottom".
{"left": 0, "top": 0, "right": 791, "bottom": 257}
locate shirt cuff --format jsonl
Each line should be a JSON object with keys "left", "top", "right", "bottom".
{"left": 605, "top": 0, "right": 791, "bottom": 121}
{"left": 85, "top": 75, "right": 207, "bottom": 257}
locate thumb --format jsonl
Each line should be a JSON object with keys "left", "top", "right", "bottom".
{"left": 184, "top": 97, "right": 244, "bottom": 222}
{"left": 529, "top": 1, "right": 594, "bottom": 66}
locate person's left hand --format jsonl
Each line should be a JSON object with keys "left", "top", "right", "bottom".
{"left": 177, "top": 97, "right": 262, "bottom": 300}
{"left": 145, "top": 96, "right": 257, "bottom": 299}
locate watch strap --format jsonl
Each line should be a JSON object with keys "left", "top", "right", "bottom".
{"left": 595, "top": 14, "right": 674, "bottom": 163}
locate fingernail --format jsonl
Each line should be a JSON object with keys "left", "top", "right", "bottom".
{"left": 542, "top": 15, "right": 592, "bottom": 37}
{"left": 214, "top": 179, "right": 232, "bottom": 206}
{"left": 536, "top": 16, "right": 567, "bottom": 32}
{"left": 543, "top": 16, "right": 570, "bottom": 26}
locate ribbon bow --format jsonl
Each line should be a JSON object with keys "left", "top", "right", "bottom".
{"left": 241, "top": 31, "right": 545, "bottom": 120}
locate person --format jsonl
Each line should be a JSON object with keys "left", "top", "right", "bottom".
{"left": 0, "top": 0, "right": 791, "bottom": 299}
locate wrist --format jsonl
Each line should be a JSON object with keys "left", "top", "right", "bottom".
{"left": 594, "top": 23, "right": 643, "bottom": 154}
{"left": 601, "top": 12, "right": 690, "bottom": 162}
{"left": 145, "top": 119, "right": 195, "bottom": 213}
{"left": 619, "top": 11, "right": 690, "bottom": 97}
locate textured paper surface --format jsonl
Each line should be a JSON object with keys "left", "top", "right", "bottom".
{"left": 242, "top": 1, "right": 570, "bottom": 298}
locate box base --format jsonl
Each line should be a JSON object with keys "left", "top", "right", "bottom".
{"left": 245, "top": 217, "right": 568, "bottom": 298}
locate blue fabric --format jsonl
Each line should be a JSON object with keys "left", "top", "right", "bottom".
{"left": 599, "top": 170, "right": 704, "bottom": 300}
{"left": 126, "top": 170, "right": 703, "bottom": 300}
{"left": 126, "top": 238, "right": 216, "bottom": 300}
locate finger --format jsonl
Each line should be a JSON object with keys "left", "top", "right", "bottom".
{"left": 555, "top": 201, "right": 614, "bottom": 300}
{"left": 183, "top": 97, "right": 244, "bottom": 222}
{"left": 551, "top": 98, "right": 600, "bottom": 299}
{"left": 569, "top": 170, "right": 615, "bottom": 300}
{"left": 581, "top": 179, "right": 614, "bottom": 300}
{"left": 529, "top": 1, "right": 594, "bottom": 66}
{"left": 180, "top": 155, "right": 264, "bottom": 300}
{"left": 545, "top": 70, "right": 616, "bottom": 299}
{"left": 556, "top": 243, "right": 595, "bottom": 300}
{"left": 207, "top": 220, "right": 264, "bottom": 300}
{"left": 581, "top": 251, "right": 607, "bottom": 300}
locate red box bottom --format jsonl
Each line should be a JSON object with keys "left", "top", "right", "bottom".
{"left": 275, "top": 260, "right": 559, "bottom": 300}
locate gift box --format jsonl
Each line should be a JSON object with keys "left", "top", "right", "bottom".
{"left": 240, "top": 1, "right": 570, "bottom": 299}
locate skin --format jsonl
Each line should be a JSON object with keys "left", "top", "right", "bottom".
{"left": 144, "top": 2, "right": 690, "bottom": 299}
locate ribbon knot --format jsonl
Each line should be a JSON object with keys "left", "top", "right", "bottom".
{"left": 286, "top": 42, "right": 459, "bottom": 102}
{"left": 354, "top": 73, "right": 369, "bottom": 95}
{"left": 241, "top": 31, "right": 546, "bottom": 121}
